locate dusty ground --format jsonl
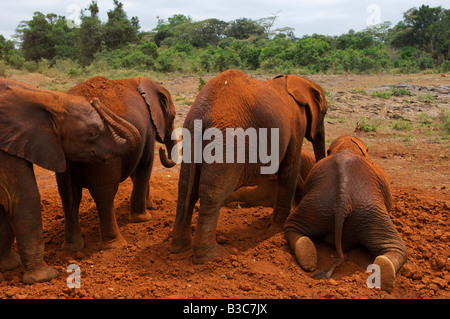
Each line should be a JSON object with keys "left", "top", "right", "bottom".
{"left": 0, "top": 71, "right": 448, "bottom": 300}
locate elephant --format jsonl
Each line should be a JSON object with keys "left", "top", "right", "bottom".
{"left": 170, "top": 69, "right": 328, "bottom": 264}
{"left": 284, "top": 135, "right": 408, "bottom": 292}
{"left": 57, "top": 76, "right": 176, "bottom": 252}
{"left": 225, "top": 149, "right": 316, "bottom": 208}
{"left": 0, "top": 79, "right": 140, "bottom": 284}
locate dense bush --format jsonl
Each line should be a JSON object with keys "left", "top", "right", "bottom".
{"left": 1, "top": 2, "right": 448, "bottom": 75}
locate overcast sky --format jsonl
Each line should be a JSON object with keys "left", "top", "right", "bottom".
{"left": 0, "top": 0, "right": 447, "bottom": 40}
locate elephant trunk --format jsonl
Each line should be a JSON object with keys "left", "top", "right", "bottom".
{"left": 90, "top": 98, "right": 141, "bottom": 153}
{"left": 159, "top": 137, "right": 177, "bottom": 168}
{"left": 312, "top": 125, "right": 326, "bottom": 162}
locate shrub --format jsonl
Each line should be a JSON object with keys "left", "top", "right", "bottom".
{"left": 355, "top": 118, "right": 377, "bottom": 132}
{"left": 371, "top": 89, "right": 392, "bottom": 99}
{"left": 441, "top": 60, "right": 450, "bottom": 73}
{"left": 0, "top": 60, "right": 8, "bottom": 77}
{"left": 391, "top": 87, "right": 413, "bottom": 96}
{"left": 392, "top": 118, "right": 412, "bottom": 131}
{"left": 438, "top": 109, "right": 450, "bottom": 134}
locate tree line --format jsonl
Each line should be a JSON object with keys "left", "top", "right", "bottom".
{"left": 1, "top": 1, "right": 449, "bottom": 76}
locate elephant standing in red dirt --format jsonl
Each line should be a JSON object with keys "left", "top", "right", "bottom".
{"left": 225, "top": 149, "right": 316, "bottom": 208}
{"left": 284, "top": 135, "right": 408, "bottom": 292}
{"left": 0, "top": 79, "right": 140, "bottom": 284}
{"left": 57, "top": 76, "right": 177, "bottom": 251}
{"left": 170, "top": 69, "right": 328, "bottom": 264}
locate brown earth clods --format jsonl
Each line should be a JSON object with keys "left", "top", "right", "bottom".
{"left": 0, "top": 72, "right": 448, "bottom": 300}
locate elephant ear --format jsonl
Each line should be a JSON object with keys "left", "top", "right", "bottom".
{"left": 0, "top": 83, "right": 66, "bottom": 173}
{"left": 137, "top": 77, "right": 170, "bottom": 143}
{"left": 350, "top": 137, "right": 369, "bottom": 157}
{"left": 285, "top": 75, "right": 327, "bottom": 141}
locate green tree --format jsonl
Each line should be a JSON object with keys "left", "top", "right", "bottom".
{"left": 15, "top": 11, "right": 77, "bottom": 62}
{"left": 172, "top": 18, "right": 228, "bottom": 47}
{"left": 153, "top": 14, "right": 192, "bottom": 46}
{"left": 294, "top": 35, "right": 332, "bottom": 72}
{"left": 104, "top": 0, "right": 140, "bottom": 50}
{"left": 225, "top": 18, "right": 265, "bottom": 40}
{"left": 78, "top": 1, "right": 103, "bottom": 65}
{"left": 16, "top": 12, "right": 55, "bottom": 61}
{"left": 389, "top": 5, "right": 449, "bottom": 61}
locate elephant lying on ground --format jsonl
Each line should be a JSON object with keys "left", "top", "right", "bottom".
{"left": 225, "top": 149, "right": 316, "bottom": 208}
{"left": 0, "top": 79, "right": 140, "bottom": 284}
{"left": 170, "top": 69, "right": 328, "bottom": 264}
{"left": 284, "top": 135, "right": 407, "bottom": 292}
{"left": 58, "top": 76, "right": 177, "bottom": 251}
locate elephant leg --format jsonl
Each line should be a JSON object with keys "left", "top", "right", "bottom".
{"left": 192, "top": 165, "right": 240, "bottom": 264}
{"left": 11, "top": 166, "right": 58, "bottom": 284}
{"left": 129, "top": 157, "right": 153, "bottom": 223}
{"left": 0, "top": 206, "right": 21, "bottom": 271}
{"left": 352, "top": 209, "right": 408, "bottom": 293}
{"left": 284, "top": 192, "right": 334, "bottom": 273}
{"left": 170, "top": 163, "right": 199, "bottom": 254}
{"left": 271, "top": 152, "right": 301, "bottom": 232}
{"left": 56, "top": 171, "right": 84, "bottom": 252}
{"left": 89, "top": 184, "right": 127, "bottom": 250}
{"left": 285, "top": 232, "right": 317, "bottom": 272}
{"left": 226, "top": 178, "right": 277, "bottom": 208}
{"left": 146, "top": 182, "right": 153, "bottom": 210}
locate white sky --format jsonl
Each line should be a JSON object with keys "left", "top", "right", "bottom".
{"left": 0, "top": 0, "right": 447, "bottom": 40}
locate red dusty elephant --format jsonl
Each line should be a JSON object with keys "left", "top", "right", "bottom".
{"left": 225, "top": 149, "right": 316, "bottom": 208}
{"left": 284, "top": 135, "right": 407, "bottom": 292}
{"left": 170, "top": 69, "right": 328, "bottom": 264}
{"left": 57, "top": 76, "right": 177, "bottom": 251}
{"left": 0, "top": 79, "right": 140, "bottom": 284}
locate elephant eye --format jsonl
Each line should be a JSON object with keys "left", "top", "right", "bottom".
{"left": 88, "top": 127, "right": 101, "bottom": 139}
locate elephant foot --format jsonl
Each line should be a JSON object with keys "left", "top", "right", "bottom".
{"left": 192, "top": 242, "right": 224, "bottom": 264}
{"left": 169, "top": 238, "right": 191, "bottom": 254}
{"left": 294, "top": 236, "right": 317, "bottom": 272}
{"left": 62, "top": 237, "right": 85, "bottom": 252}
{"left": 374, "top": 255, "right": 396, "bottom": 293}
{"left": 100, "top": 235, "right": 128, "bottom": 250}
{"left": 128, "top": 211, "right": 152, "bottom": 223}
{"left": 23, "top": 265, "right": 58, "bottom": 285}
{"left": 146, "top": 199, "right": 154, "bottom": 210}
{"left": 0, "top": 250, "right": 22, "bottom": 271}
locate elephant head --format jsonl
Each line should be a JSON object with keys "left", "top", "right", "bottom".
{"left": 137, "top": 77, "right": 177, "bottom": 168}
{"left": 0, "top": 79, "right": 140, "bottom": 173}
{"left": 327, "top": 135, "right": 369, "bottom": 157}
{"left": 277, "top": 75, "right": 328, "bottom": 162}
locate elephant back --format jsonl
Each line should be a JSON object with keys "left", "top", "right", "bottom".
{"left": 68, "top": 76, "right": 141, "bottom": 119}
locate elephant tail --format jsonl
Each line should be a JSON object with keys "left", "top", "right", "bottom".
{"left": 326, "top": 168, "right": 351, "bottom": 278}
{"left": 184, "top": 162, "right": 197, "bottom": 214}
{"left": 326, "top": 215, "right": 346, "bottom": 278}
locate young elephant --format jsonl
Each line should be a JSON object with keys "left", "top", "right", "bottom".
{"left": 58, "top": 76, "right": 176, "bottom": 251}
{"left": 225, "top": 149, "right": 316, "bottom": 208}
{"left": 284, "top": 136, "right": 407, "bottom": 292}
{"left": 170, "top": 69, "right": 328, "bottom": 264}
{"left": 0, "top": 79, "right": 140, "bottom": 284}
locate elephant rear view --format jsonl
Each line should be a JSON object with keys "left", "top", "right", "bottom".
{"left": 170, "top": 69, "right": 328, "bottom": 264}
{"left": 58, "top": 76, "right": 177, "bottom": 252}
{"left": 284, "top": 136, "right": 408, "bottom": 292}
